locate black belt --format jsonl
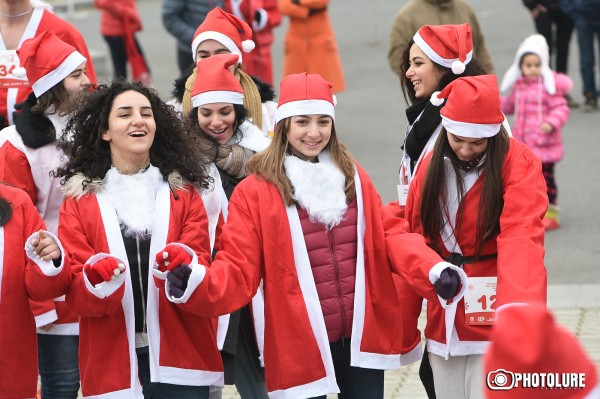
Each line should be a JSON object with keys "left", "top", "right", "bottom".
{"left": 444, "top": 252, "right": 498, "bottom": 267}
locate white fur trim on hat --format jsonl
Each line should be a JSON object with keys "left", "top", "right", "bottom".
{"left": 441, "top": 115, "right": 500, "bottom": 138}
{"left": 31, "top": 51, "right": 86, "bottom": 97}
{"left": 413, "top": 32, "right": 473, "bottom": 73}
{"left": 241, "top": 39, "right": 255, "bottom": 53}
{"left": 192, "top": 90, "right": 244, "bottom": 108}
{"left": 430, "top": 91, "right": 445, "bottom": 106}
{"left": 192, "top": 31, "right": 242, "bottom": 62}
{"left": 274, "top": 99, "right": 335, "bottom": 124}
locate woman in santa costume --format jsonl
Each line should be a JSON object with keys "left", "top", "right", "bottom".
{"left": 163, "top": 72, "right": 454, "bottom": 399}
{"left": 388, "top": 75, "right": 548, "bottom": 399}
{"left": 0, "top": 183, "right": 71, "bottom": 399}
{"left": 188, "top": 53, "right": 271, "bottom": 399}
{"left": 172, "top": 7, "right": 276, "bottom": 137}
{"left": 0, "top": 0, "right": 97, "bottom": 129}
{"left": 55, "top": 80, "right": 222, "bottom": 399}
{"left": 0, "top": 30, "right": 91, "bottom": 399}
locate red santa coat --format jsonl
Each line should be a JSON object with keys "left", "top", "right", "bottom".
{"left": 0, "top": 184, "right": 71, "bottom": 399}
{"left": 394, "top": 138, "right": 548, "bottom": 359}
{"left": 0, "top": 124, "right": 79, "bottom": 334}
{"left": 175, "top": 164, "right": 446, "bottom": 397}
{"left": 59, "top": 175, "right": 223, "bottom": 398}
{"left": 0, "top": 8, "right": 97, "bottom": 126}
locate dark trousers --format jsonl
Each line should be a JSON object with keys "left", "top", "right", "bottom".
{"left": 103, "top": 35, "right": 147, "bottom": 80}
{"left": 38, "top": 334, "right": 80, "bottom": 399}
{"left": 542, "top": 162, "right": 558, "bottom": 205}
{"left": 419, "top": 345, "right": 436, "bottom": 399}
{"left": 137, "top": 347, "right": 209, "bottom": 399}
{"left": 309, "top": 338, "right": 384, "bottom": 399}
{"left": 534, "top": 9, "right": 575, "bottom": 74}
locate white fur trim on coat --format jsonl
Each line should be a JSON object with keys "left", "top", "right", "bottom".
{"left": 237, "top": 120, "right": 271, "bottom": 153}
{"left": 284, "top": 151, "right": 347, "bottom": 229}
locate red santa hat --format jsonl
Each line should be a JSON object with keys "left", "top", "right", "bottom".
{"left": 500, "top": 33, "right": 556, "bottom": 94}
{"left": 15, "top": 30, "right": 86, "bottom": 97}
{"left": 484, "top": 303, "right": 599, "bottom": 399}
{"left": 413, "top": 23, "right": 473, "bottom": 74}
{"left": 191, "top": 53, "right": 244, "bottom": 107}
{"left": 274, "top": 73, "right": 336, "bottom": 124}
{"left": 430, "top": 74, "right": 503, "bottom": 138}
{"left": 191, "top": 7, "right": 255, "bottom": 63}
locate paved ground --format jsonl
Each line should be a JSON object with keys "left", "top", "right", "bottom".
{"left": 47, "top": 0, "right": 599, "bottom": 397}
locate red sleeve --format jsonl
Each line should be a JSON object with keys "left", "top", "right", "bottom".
{"left": 263, "top": 0, "right": 282, "bottom": 27}
{"left": 59, "top": 197, "right": 125, "bottom": 317}
{"left": 0, "top": 142, "right": 36, "bottom": 204}
{"left": 183, "top": 184, "right": 263, "bottom": 317}
{"left": 495, "top": 142, "right": 548, "bottom": 306}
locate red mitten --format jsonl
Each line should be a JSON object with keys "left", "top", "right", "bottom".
{"left": 85, "top": 258, "right": 126, "bottom": 286}
{"left": 154, "top": 244, "right": 192, "bottom": 272}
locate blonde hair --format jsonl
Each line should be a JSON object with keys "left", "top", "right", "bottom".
{"left": 246, "top": 118, "right": 356, "bottom": 206}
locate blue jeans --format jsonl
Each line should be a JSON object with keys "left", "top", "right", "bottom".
{"left": 310, "top": 338, "right": 384, "bottom": 399}
{"left": 37, "top": 334, "right": 80, "bottom": 399}
{"left": 137, "top": 347, "right": 210, "bottom": 399}
{"left": 575, "top": 16, "right": 600, "bottom": 98}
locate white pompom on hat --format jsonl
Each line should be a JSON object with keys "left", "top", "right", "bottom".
{"left": 500, "top": 33, "right": 556, "bottom": 94}
{"left": 16, "top": 30, "right": 86, "bottom": 97}
{"left": 432, "top": 74, "right": 503, "bottom": 138}
{"left": 413, "top": 23, "right": 473, "bottom": 75}
{"left": 191, "top": 53, "right": 244, "bottom": 108}
{"left": 484, "top": 303, "right": 599, "bottom": 399}
{"left": 274, "top": 73, "right": 336, "bottom": 124}
{"left": 191, "top": 7, "right": 255, "bottom": 63}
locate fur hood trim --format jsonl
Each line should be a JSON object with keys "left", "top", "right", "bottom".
{"left": 62, "top": 170, "right": 187, "bottom": 199}
{"left": 13, "top": 93, "right": 56, "bottom": 149}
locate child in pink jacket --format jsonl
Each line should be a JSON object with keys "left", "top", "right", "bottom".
{"left": 501, "top": 34, "right": 571, "bottom": 231}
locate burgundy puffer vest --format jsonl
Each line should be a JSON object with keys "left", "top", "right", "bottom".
{"left": 297, "top": 199, "right": 358, "bottom": 342}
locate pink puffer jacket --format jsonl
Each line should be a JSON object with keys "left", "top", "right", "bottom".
{"left": 297, "top": 199, "right": 358, "bottom": 343}
{"left": 501, "top": 72, "right": 571, "bottom": 163}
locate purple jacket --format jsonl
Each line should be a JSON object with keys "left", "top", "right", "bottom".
{"left": 501, "top": 72, "right": 571, "bottom": 163}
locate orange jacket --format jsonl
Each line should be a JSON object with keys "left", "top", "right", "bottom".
{"left": 279, "top": 0, "right": 345, "bottom": 92}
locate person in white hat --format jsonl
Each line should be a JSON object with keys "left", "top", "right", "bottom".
{"left": 164, "top": 72, "right": 455, "bottom": 399}
{"left": 0, "top": 29, "right": 90, "bottom": 399}
{"left": 387, "top": 74, "right": 548, "bottom": 399}
{"left": 188, "top": 52, "right": 271, "bottom": 399}
{"left": 500, "top": 33, "right": 572, "bottom": 231}
{"left": 55, "top": 80, "right": 221, "bottom": 399}
{"left": 0, "top": 183, "right": 71, "bottom": 399}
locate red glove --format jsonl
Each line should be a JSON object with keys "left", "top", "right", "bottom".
{"left": 154, "top": 245, "right": 192, "bottom": 272}
{"left": 85, "top": 258, "right": 126, "bottom": 286}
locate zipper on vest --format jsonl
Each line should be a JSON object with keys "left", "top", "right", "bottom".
{"left": 136, "top": 237, "right": 147, "bottom": 333}
{"left": 328, "top": 229, "right": 347, "bottom": 343}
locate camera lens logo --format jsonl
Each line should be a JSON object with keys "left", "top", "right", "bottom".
{"left": 487, "top": 369, "right": 515, "bottom": 390}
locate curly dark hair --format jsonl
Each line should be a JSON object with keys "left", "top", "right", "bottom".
{"left": 55, "top": 80, "right": 211, "bottom": 190}
{"left": 399, "top": 39, "right": 487, "bottom": 105}
{"left": 184, "top": 103, "right": 247, "bottom": 162}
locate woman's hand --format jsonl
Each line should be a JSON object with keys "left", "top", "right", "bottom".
{"left": 30, "top": 230, "right": 61, "bottom": 262}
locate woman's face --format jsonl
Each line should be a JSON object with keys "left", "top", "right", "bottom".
{"left": 447, "top": 132, "right": 488, "bottom": 162}
{"left": 197, "top": 103, "right": 236, "bottom": 145}
{"left": 196, "top": 39, "right": 235, "bottom": 70}
{"left": 287, "top": 115, "right": 332, "bottom": 162}
{"left": 62, "top": 62, "right": 90, "bottom": 94}
{"left": 102, "top": 90, "right": 156, "bottom": 165}
{"left": 405, "top": 44, "right": 445, "bottom": 99}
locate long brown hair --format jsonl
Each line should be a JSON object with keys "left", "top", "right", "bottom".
{"left": 246, "top": 117, "right": 356, "bottom": 206}
{"left": 420, "top": 126, "right": 510, "bottom": 258}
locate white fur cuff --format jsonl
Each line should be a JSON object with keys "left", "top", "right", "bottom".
{"left": 25, "top": 230, "right": 65, "bottom": 276}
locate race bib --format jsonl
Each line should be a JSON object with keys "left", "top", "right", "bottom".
{"left": 464, "top": 276, "right": 497, "bottom": 325}
{"left": 397, "top": 184, "right": 409, "bottom": 206}
{"left": 0, "top": 50, "right": 29, "bottom": 88}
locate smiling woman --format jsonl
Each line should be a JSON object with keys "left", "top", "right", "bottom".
{"left": 53, "top": 81, "right": 222, "bottom": 399}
